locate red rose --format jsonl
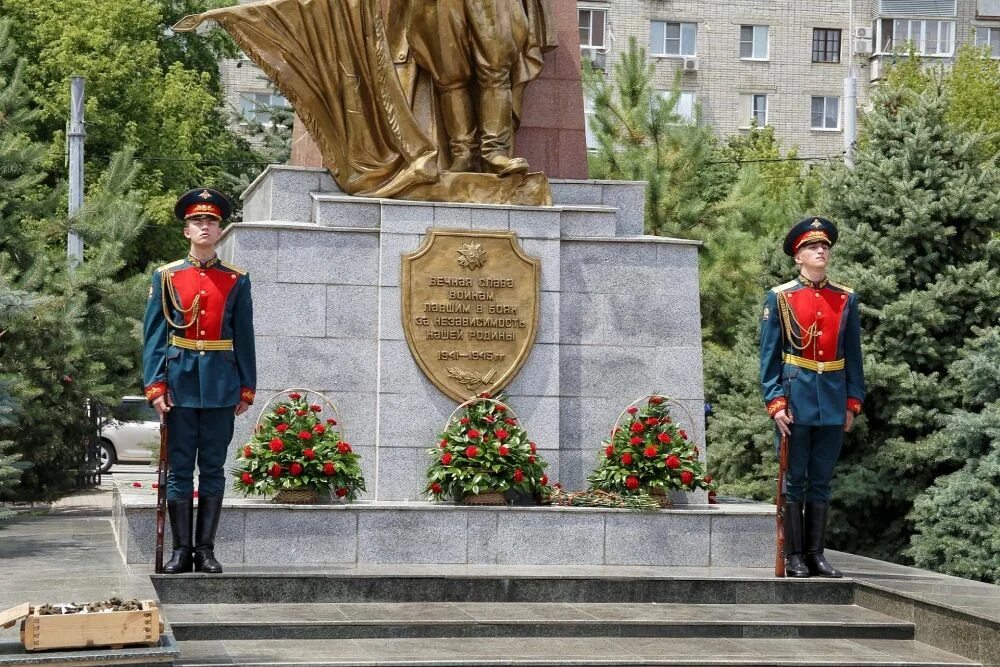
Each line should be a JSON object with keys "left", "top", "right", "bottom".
{"left": 241, "top": 472, "right": 253, "bottom": 485}
{"left": 440, "top": 438, "right": 448, "bottom": 447}
{"left": 664, "top": 416, "right": 672, "bottom": 423}
{"left": 705, "top": 475, "right": 714, "bottom": 484}
{"left": 626, "top": 475, "right": 639, "bottom": 490}
{"left": 243, "top": 445, "right": 253, "bottom": 458}
{"left": 323, "top": 462, "right": 335, "bottom": 475}
{"left": 326, "top": 418, "right": 337, "bottom": 426}
{"left": 499, "top": 445, "right": 509, "bottom": 456}
{"left": 465, "top": 445, "right": 479, "bottom": 458}
{"left": 644, "top": 446, "right": 658, "bottom": 458}
{"left": 645, "top": 417, "right": 659, "bottom": 426}
{"left": 290, "top": 462, "right": 304, "bottom": 476}
{"left": 495, "top": 404, "right": 506, "bottom": 412}
{"left": 276, "top": 407, "right": 287, "bottom": 415}
{"left": 478, "top": 392, "right": 492, "bottom": 398}
{"left": 193, "top": 490, "right": 198, "bottom": 498}
{"left": 335, "top": 488, "right": 348, "bottom": 498}
{"left": 605, "top": 445, "right": 614, "bottom": 458}
{"left": 680, "top": 429, "right": 689, "bottom": 439}
{"left": 626, "top": 406, "right": 638, "bottom": 415}
{"left": 657, "top": 433, "right": 671, "bottom": 444}
{"left": 622, "top": 452, "right": 633, "bottom": 465}
{"left": 430, "top": 482, "right": 443, "bottom": 494}
{"left": 310, "top": 404, "right": 322, "bottom": 412}
{"left": 460, "top": 417, "right": 470, "bottom": 425}
{"left": 681, "top": 470, "right": 694, "bottom": 486}
{"left": 528, "top": 455, "right": 535, "bottom": 463}
{"left": 298, "top": 430, "right": 313, "bottom": 440}
{"left": 467, "top": 429, "right": 481, "bottom": 438}
{"left": 540, "top": 475, "right": 548, "bottom": 486}
{"left": 513, "top": 469, "right": 524, "bottom": 483}
{"left": 649, "top": 396, "right": 664, "bottom": 405}
{"left": 665, "top": 455, "right": 681, "bottom": 469}
{"left": 504, "top": 418, "right": 517, "bottom": 425}
{"left": 442, "top": 452, "right": 453, "bottom": 465}
{"left": 288, "top": 392, "right": 302, "bottom": 400}
{"left": 311, "top": 425, "right": 324, "bottom": 436}
{"left": 131, "top": 481, "right": 141, "bottom": 488}
{"left": 296, "top": 409, "right": 308, "bottom": 417}
{"left": 630, "top": 436, "right": 642, "bottom": 445}
{"left": 270, "top": 463, "right": 282, "bottom": 478}
{"left": 338, "top": 442, "right": 352, "bottom": 454}
{"left": 276, "top": 423, "right": 289, "bottom": 433}
{"left": 530, "top": 442, "right": 537, "bottom": 454}
{"left": 269, "top": 438, "right": 284, "bottom": 453}
{"left": 630, "top": 422, "right": 644, "bottom": 433}
{"left": 484, "top": 416, "right": 495, "bottom": 424}
{"left": 495, "top": 429, "right": 508, "bottom": 440}
{"left": 304, "top": 448, "right": 316, "bottom": 460}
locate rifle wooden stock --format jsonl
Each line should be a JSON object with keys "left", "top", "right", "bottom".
{"left": 154, "top": 418, "right": 168, "bottom": 574}
{"left": 775, "top": 432, "right": 789, "bottom": 578}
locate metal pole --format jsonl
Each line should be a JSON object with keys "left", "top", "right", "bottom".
{"left": 67, "top": 76, "right": 85, "bottom": 267}
{"left": 843, "top": 0, "right": 857, "bottom": 166}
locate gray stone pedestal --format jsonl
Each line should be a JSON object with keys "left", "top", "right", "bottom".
{"left": 219, "top": 166, "right": 704, "bottom": 502}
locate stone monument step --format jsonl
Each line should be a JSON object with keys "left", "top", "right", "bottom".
{"left": 150, "top": 572, "right": 852, "bottom": 606}
{"left": 162, "top": 602, "right": 913, "bottom": 642}
{"left": 173, "top": 636, "right": 978, "bottom": 666}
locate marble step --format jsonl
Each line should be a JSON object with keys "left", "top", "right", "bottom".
{"left": 151, "top": 572, "right": 852, "bottom": 606}
{"left": 174, "top": 636, "right": 979, "bottom": 666}
{"left": 163, "top": 602, "right": 913, "bottom": 641}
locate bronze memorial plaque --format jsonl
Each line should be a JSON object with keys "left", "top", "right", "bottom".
{"left": 401, "top": 229, "right": 540, "bottom": 402}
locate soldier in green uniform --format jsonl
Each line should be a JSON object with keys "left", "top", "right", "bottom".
{"left": 760, "top": 217, "right": 865, "bottom": 578}
{"left": 143, "top": 188, "right": 256, "bottom": 574}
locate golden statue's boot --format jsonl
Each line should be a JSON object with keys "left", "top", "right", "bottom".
{"left": 479, "top": 85, "right": 529, "bottom": 176}
{"left": 437, "top": 88, "right": 478, "bottom": 172}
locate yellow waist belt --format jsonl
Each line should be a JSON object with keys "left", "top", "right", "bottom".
{"left": 170, "top": 334, "right": 233, "bottom": 351}
{"left": 783, "top": 354, "right": 844, "bottom": 373}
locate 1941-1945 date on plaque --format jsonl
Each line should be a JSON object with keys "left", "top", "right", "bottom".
{"left": 401, "top": 229, "right": 540, "bottom": 402}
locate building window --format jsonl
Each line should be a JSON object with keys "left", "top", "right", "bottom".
{"left": 658, "top": 91, "right": 697, "bottom": 123}
{"left": 240, "top": 91, "right": 290, "bottom": 125}
{"left": 579, "top": 9, "right": 607, "bottom": 49}
{"left": 584, "top": 95, "right": 598, "bottom": 150}
{"left": 976, "top": 26, "right": 1000, "bottom": 57}
{"left": 811, "top": 96, "right": 840, "bottom": 130}
{"left": 878, "top": 19, "right": 955, "bottom": 56}
{"left": 739, "top": 93, "right": 768, "bottom": 128}
{"left": 650, "top": 21, "right": 697, "bottom": 56}
{"left": 812, "top": 29, "right": 842, "bottom": 63}
{"left": 740, "top": 25, "right": 769, "bottom": 59}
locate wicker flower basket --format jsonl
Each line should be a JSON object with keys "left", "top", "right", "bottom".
{"left": 649, "top": 489, "right": 672, "bottom": 509}
{"left": 273, "top": 488, "right": 320, "bottom": 504}
{"left": 460, "top": 490, "right": 507, "bottom": 506}
{"left": 443, "top": 396, "right": 525, "bottom": 507}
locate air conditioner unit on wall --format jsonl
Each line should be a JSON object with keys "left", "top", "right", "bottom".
{"left": 855, "top": 38, "right": 873, "bottom": 54}
{"left": 581, "top": 47, "right": 607, "bottom": 71}
{"left": 856, "top": 26, "right": 873, "bottom": 39}
{"left": 682, "top": 56, "right": 699, "bottom": 72}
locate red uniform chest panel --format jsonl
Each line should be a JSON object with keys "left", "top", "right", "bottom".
{"left": 783, "top": 286, "right": 849, "bottom": 361}
{"left": 167, "top": 265, "right": 239, "bottom": 340}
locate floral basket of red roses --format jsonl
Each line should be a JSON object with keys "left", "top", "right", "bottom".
{"left": 233, "top": 388, "right": 365, "bottom": 504}
{"left": 587, "top": 394, "right": 716, "bottom": 508}
{"left": 426, "top": 392, "right": 550, "bottom": 505}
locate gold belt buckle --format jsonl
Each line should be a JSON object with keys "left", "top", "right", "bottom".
{"left": 196, "top": 339, "right": 206, "bottom": 351}
{"left": 817, "top": 361, "right": 825, "bottom": 373}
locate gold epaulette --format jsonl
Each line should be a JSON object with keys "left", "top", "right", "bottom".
{"left": 770, "top": 279, "right": 798, "bottom": 294}
{"left": 156, "top": 259, "right": 185, "bottom": 274}
{"left": 218, "top": 260, "right": 248, "bottom": 276}
{"left": 828, "top": 280, "right": 854, "bottom": 294}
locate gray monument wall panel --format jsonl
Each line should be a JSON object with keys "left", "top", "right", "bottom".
{"left": 469, "top": 207, "right": 511, "bottom": 231}
{"left": 318, "top": 170, "right": 341, "bottom": 193}
{"left": 357, "top": 510, "right": 468, "bottom": 563}
{"left": 503, "top": 343, "right": 560, "bottom": 397}
{"left": 380, "top": 232, "right": 425, "bottom": 288}
{"left": 509, "top": 208, "right": 561, "bottom": 240}
{"left": 377, "top": 339, "right": 439, "bottom": 396}
{"left": 560, "top": 290, "right": 702, "bottom": 349}
{"left": 560, "top": 241, "right": 700, "bottom": 296}
{"left": 253, "top": 283, "right": 328, "bottom": 338}
{"left": 256, "top": 337, "right": 378, "bottom": 394}
{"left": 469, "top": 511, "right": 605, "bottom": 565}
{"left": 277, "top": 230, "right": 379, "bottom": 285}
{"left": 500, "top": 395, "right": 560, "bottom": 452}
{"left": 220, "top": 227, "right": 279, "bottom": 284}
{"left": 560, "top": 210, "right": 617, "bottom": 238}
{"left": 313, "top": 197, "right": 380, "bottom": 228}
{"left": 269, "top": 170, "right": 325, "bottom": 222}
{"left": 381, "top": 202, "right": 435, "bottom": 234}
{"left": 375, "top": 445, "right": 434, "bottom": 500}
{"left": 379, "top": 286, "right": 404, "bottom": 341}
{"left": 432, "top": 204, "right": 473, "bottom": 228}
{"left": 604, "top": 512, "right": 710, "bottom": 566}
{"left": 520, "top": 238, "right": 560, "bottom": 293}
{"left": 536, "top": 291, "right": 559, "bottom": 345}
{"left": 240, "top": 179, "right": 273, "bottom": 223}
{"left": 559, "top": 396, "right": 618, "bottom": 452}
{"left": 549, "top": 181, "right": 603, "bottom": 206}
{"left": 601, "top": 183, "right": 647, "bottom": 237}
{"left": 709, "top": 514, "right": 774, "bottom": 568}
{"left": 327, "top": 285, "right": 379, "bottom": 339}
{"left": 558, "top": 344, "right": 705, "bottom": 401}
{"left": 243, "top": 509, "right": 358, "bottom": 564}
{"left": 123, "top": 506, "right": 245, "bottom": 565}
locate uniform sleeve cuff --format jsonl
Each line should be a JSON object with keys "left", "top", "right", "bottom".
{"left": 847, "top": 398, "right": 863, "bottom": 415}
{"left": 766, "top": 396, "right": 787, "bottom": 417}
{"left": 240, "top": 388, "right": 256, "bottom": 404}
{"left": 145, "top": 382, "right": 167, "bottom": 402}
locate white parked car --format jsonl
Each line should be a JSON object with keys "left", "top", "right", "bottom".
{"left": 97, "top": 397, "right": 159, "bottom": 473}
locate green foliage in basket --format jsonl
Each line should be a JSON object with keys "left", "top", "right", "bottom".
{"left": 233, "top": 391, "right": 366, "bottom": 500}
{"left": 588, "top": 395, "right": 717, "bottom": 496}
{"left": 426, "top": 392, "right": 549, "bottom": 501}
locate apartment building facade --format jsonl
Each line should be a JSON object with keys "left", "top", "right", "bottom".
{"left": 580, "top": 0, "right": 1000, "bottom": 156}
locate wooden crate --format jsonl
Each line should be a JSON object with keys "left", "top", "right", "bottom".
{"left": 0, "top": 600, "right": 162, "bottom": 651}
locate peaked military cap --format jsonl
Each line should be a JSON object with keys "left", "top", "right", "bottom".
{"left": 174, "top": 187, "right": 232, "bottom": 222}
{"left": 783, "top": 216, "right": 838, "bottom": 256}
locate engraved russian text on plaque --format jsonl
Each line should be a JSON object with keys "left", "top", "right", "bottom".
{"left": 401, "top": 229, "right": 541, "bottom": 402}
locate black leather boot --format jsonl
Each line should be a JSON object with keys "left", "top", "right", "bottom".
{"left": 783, "top": 501, "right": 810, "bottom": 577}
{"left": 162, "top": 499, "right": 193, "bottom": 574}
{"left": 193, "top": 496, "right": 224, "bottom": 574}
{"left": 805, "top": 502, "right": 842, "bottom": 578}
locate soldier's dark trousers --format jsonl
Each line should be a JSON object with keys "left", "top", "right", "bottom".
{"left": 166, "top": 407, "right": 235, "bottom": 500}
{"left": 783, "top": 424, "right": 843, "bottom": 503}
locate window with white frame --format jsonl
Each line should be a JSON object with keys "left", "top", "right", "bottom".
{"left": 877, "top": 19, "right": 955, "bottom": 55}
{"left": 650, "top": 21, "right": 697, "bottom": 56}
{"left": 738, "top": 94, "right": 768, "bottom": 128}
{"left": 811, "top": 96, "right": 840, "bottom": 130}
{"left": 579, "top": 9, "right": 607, "bottom": 49}
{"left": 740, "top": 25, "right": 769, "bottom": 59}
{"left": 975, "top": 26, "right": 1000, "bottom": 58}
{"left": 240, "top": 91, "right": 290, "bottom": 125}
{"left": 658, "top": 90, "right": 697, "bottom": 123}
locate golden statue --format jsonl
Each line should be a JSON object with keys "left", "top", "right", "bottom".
{"left": 174, "top": 0, "right": 557, "bottom": 205}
